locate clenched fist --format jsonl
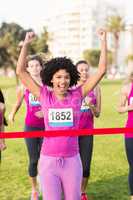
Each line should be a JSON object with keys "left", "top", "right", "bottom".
{"left": 23, "top": 32, "right": 36, "bottom": 46}
{"left": 97, "top": 29, "right": 107, "bottom": 41}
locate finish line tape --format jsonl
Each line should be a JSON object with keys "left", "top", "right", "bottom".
{"left": 0, "top": 127, "right": 133, "bottom": 138}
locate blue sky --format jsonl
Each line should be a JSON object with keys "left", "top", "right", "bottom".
{"left": 0, "top": 0, "right": 132, "bottom": 33}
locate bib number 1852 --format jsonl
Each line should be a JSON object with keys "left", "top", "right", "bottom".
{"left": 48, "top": 108, "right": 73, "bottom": 127}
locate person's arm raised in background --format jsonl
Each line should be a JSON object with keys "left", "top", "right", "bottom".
{"left": 81, "top": 29, "right": 107, "bottom": 98}
{"left": 16, "top": 32, "right": 41, "bottom": 99}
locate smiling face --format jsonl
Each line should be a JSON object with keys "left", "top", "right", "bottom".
{"left": 27, "top": 59, "right": 42, "bottom": 77}
{"left": 51, "top": 69, "right": 70, "bottom": 96}
{"left": 77, "top": 63, "right": 90, "bottom": 83}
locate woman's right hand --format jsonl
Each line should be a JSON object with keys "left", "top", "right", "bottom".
{"left": 23, "top": 32, "right": 36, "bottom": 46}
{"left": 97, "top": 28, "right": 107, "bottom": 42}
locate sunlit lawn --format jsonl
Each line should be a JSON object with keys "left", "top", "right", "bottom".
{"left": 0, "top": 77, "right": 129, "bottom": 200}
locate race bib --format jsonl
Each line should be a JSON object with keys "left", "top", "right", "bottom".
{"left": 48, "top": 108, "right": 73, "bottom": 127}
{"left": 130, "top": 97, "right": 133, "bottom": 105}
{"left": 29, "top": 93, "right": 40, "bottom": 106}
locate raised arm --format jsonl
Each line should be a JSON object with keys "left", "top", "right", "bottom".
{"left": 16, "top": 32, "right": 41, "bottom": 99}
{"left": 81, "top": 29, "right": 107, "bottom": 98}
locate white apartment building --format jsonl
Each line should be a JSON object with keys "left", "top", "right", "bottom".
{"left": 45, "top": 11, "right": 81, "bottom": 61}
{"left": 45, "top": 0, "right": 125, "bottom": 63}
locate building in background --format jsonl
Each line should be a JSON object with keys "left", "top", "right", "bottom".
{"left": 45, "top": 0, "right": 125, "bottom": 72}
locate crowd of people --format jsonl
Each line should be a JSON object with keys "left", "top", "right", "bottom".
{"left": 0, "top": 29, "right": 133, "bottom": 200}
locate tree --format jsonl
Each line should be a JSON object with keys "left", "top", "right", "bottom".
{"left": 0, "top": 22, "right": 50, "bottom": 83}
{"left": 0, "top": 22, "right": 24, "bottom": 39}
{"left": 126, "top": 54, "right": 133, "bottom": 62}
{"left": 0, "top": 22, "right": 25, "bottom": 83}
{"left": 83, "top": 49, "right": 113, "bottom": 67}
{"left": 19, "top": 27, "right": 51, "bottom": 61}
{"left": 106, "top": 15, "right": 125, "bottom": 70}
{"left": 0, "top": 47, "right": 10, "bottom": 68}
{"left": 36, "top": 27, "right": 49, "bottom": 53}
{"left": 83, "top": 49, "right": 100, "bottom": 67}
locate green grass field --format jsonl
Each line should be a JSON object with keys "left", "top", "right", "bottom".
{"left": 0, "top": 77, "right": 129, "bottom": 200}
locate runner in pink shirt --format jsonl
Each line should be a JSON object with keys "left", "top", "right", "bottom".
{"left": 9, "top": 55, "right": 44, "bottom": 200}
{"left": 118, "top": 72, "right": 133, "bottom": 200}
{"left": 76, "top": 60, "right": 101, "bottom": 200}
{"left": 16, "top": 29, "right": 107, "bottom": 200}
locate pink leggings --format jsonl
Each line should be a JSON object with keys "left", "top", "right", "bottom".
{"left": 38, "top": 154, "right": 82, "bottom": 200}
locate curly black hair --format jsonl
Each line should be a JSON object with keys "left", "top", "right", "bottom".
{"left": 40, "top": 57, "right": 80, "bottom": 87}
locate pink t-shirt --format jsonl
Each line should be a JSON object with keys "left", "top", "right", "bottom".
{"left": 125, "top": 83, "right": 133, "bottom": 138}
{"left": 39, "top": 85, "right": 83, "bottom": 157}
{"left": 79, "top": 90, "right": 96, "bottom": 129}
{"left": 24, "top": 89, "right": 44, "bottom": 128}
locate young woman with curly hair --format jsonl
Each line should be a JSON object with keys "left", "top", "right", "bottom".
{"left": 16, "top": 30, "right": 107, "bottom": 200}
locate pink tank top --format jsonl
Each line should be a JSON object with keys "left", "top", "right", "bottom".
{"left": 39, "top": 85, "right": 83, "bottom": 157}
{"left": 79, "top": 90, "right": 96, "bottom": 129}
{"left": 125, "top": 83, "right": 133, "bottom": 138}
{"left": 24, "top": 89, "right": 44, "bottom": 128}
